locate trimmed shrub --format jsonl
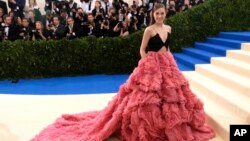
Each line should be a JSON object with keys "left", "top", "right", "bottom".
{"left": 0, "top": 0, "right": 249, "bottom": 80}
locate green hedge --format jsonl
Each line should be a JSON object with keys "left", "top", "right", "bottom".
{"left": 0, "top": 32, "right": 142, "bottom": 79}
{"left": 0, "top": 0, "right": 250, "bottom": 80}
{"left": 167, "top": 0, "right": 250, "bottom": 51}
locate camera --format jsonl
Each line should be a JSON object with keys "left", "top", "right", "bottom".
{"left": 21, "top": 28, "right": 31, "bottom": 40}
{"left": 103, "top": 20, "right": 109, "bottom": 26}
{"left": 169, "top": 4, "right": 175, "bottom": 9}
{"left": 130, "top": 16, "right": 137, "bottom": 24}
{"left": 48, "top": 23, "right": 53, "bottom": 28}
{"left": 103, "top": 16, "right": 109, "bottom": 26}
{"left": 118, "top": 21, "right": 123, "bottom": 28}
{"left": 78, "top": 12, "right": 84, "bottom": 19}
{"left": 121, "top": 9, "right": 126, "bottom": 14}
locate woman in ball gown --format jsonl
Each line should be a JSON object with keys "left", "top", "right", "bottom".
{"left": 31, "top": 3, "right": 215, "bottom": 141}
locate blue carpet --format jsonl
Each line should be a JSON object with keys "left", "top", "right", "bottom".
{"left": 0, "top": 75, "right": 129, "bottom": 95}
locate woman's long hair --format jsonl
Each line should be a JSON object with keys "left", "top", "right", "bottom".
{"left": 150, "top": 3, "right": 166, "bottom": 25}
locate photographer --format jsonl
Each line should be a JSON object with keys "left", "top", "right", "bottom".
{"left": 113, "top": 20, "right": 129, "bottom": 37}
{"left": 0, "top": 15, "right": 19, "bottom": 41}
{"left": 32, "top": 21, "right": 51, "bottom": 40}
{"left": 8, "top": 0, "right": 26, "bottom": 18}
{"left": 106, "top": 7, "right": 118, "bottom": 37}
{"left": 167, "top": 1, "right": 176, "bottom": 17}
{"left": 137, "top": 7, "right": 149, "bottom": 29}
{"left": 44, "top": 0, "right": 54, "bottom": 13}
{"left": 52, "top": 0, "right": 69, "bottom": 15}
{"left": 64, "top": 17, "right": 82, "bottom": 39}
{"left": 112, "top": 9, "right": 124, "bottom": 37}
{"left": 100, "top": 15, "right": 109, "bottom": 37}
{"left": 128, "top": 14, "right": 138, "bottom": 34}
{"left": 86, "top": 13, "right": 101, "bottom": 37}
{"left": 92, "top": 0, "right": 105, "bottom": 24}
{"left": 19, "top": 18, "right": 34, "bottom": 40}
{"left": 49, "top": 16, "right": 65, "bottom": 40}
{"left": 68, "top": 0, "right": 78, "bottom": 17}
{"left": 27, "top": 9, "right": 42, "bottom": 29}
{"left": 112, "top": 0, "right": 128, "bottom": 14}
{"left": 74, "top": 8, "right": 88, "bottom": 36}
{"left": 74, "top": 7, "right": 87, "bottom": 26}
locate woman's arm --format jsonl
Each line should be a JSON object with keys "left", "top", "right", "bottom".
{"left": 166, "top": 25, "right": 172, "bottom": 51}
{"left": 38, "top": 30, "right": 47, "bottom": 40}
{"left": 167, "top": 25, "right": 172, "bottom": 33}
{"left": 120, "top": 29, "right": 129, "bottom": 37}
{"left": 113, "top": 22, "right": 120, "bottom": 32}
{"left": 140, "top": 27, "right": 151, "bottom": 59}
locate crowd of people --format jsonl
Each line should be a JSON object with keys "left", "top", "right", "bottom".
{"left": 0, "top": 0, "right": 205, "bottom": 41}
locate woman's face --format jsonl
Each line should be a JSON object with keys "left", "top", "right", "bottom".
{"left": 35, "top": 22, "right": 42, "bottom": 30}
{"left": 28, "top": 11, "right": 35, "bottom": 18}
{"left": 22, "top": 19, "right": 29, "bottom": 27}
{"left": 9, "top": 11, "right": 15, "bottom": 17}
{"left": 95, "top": 1, "right": 101, "bottom": 8}
{"left": 153, "top": 7, "right": 166, "bottom": 24}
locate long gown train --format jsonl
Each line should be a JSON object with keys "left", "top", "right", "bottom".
{"left": 31, "top": 51, "right": 215, "bottom": 141}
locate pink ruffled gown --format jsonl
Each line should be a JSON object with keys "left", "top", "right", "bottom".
{"left": 31, "top": 51, "right": 215, "bottom": 141}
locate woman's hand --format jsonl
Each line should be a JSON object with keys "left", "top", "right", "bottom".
{"left": 140, "top": 52, "right": 147, "bottom": 59}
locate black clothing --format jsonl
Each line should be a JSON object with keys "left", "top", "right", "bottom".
{"left": 147, "top": 32, "right": 170, "bottom": 52}
{"left": 0, "top": 0, "right": 8, "bottom": 15}
{"left": 8, "top": 0, "right": 26, "bottom": 17}
{"left": 33, "top": 29, "right": 52, "bottom": 40}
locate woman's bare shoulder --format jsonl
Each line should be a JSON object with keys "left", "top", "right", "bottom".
{"left": 145, "top": 26, "right": 154, "bottom": 32}
{"left": 144, "top": 26, "right": 154, "bottom": 35}
{"left": 165, "top": 25, "right": 172, "bottom": 33}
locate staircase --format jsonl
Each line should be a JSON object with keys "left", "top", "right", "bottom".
{"left": 173, "top": 32, "right": 250, "bottom": 71}
{"left": 176, "top": 32, "right": 250, "bottom": 141}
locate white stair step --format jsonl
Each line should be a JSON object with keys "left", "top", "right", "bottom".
{"left": 183, "top": 71, "right": 250, "bottom": 123}
{"left": 211, "top": 57, "right": 250, "bottom": 78}
{"left": 227, "top": 50, "right": 250, "bottom": 63}
{"left": 242, "top": 43, "right": 250, "bottom": 52}
{"left": 209, "top": 135, "right": 224, "bottom": 141}
{"left": 189, "top": 86, "right": 247, "bottom": 141}
{"left": 196, "top": 64, "right": 250, "bottom": 94}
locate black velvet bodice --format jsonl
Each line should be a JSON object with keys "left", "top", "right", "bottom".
{"left": 147, "top": 32, "right": 171, "bottom": 52}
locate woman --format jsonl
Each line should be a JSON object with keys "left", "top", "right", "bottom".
{"left": 32, "top": 21, "right": 51, "bottom": 40}
{"left": 31, "top": 3, "right": 215, "bottom": 141}
{"left": 92, "top": 0, "right": 105, "bottom": 24}
{"left": 113, "top": 20, "right": 130, "bottom": 37}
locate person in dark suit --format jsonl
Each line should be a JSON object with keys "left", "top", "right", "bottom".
{"left": 68, "top": 0, "right": 78, "bottom": 17}
{"left": 19, "top": 18, "right": 34, "bottom": 40}
{"left": 1, "top": 15, "right": 20, "bottom": 41}
{"left": 64, "top": 17, "right": 82, "bottom": 39}
{"left": 0, "top": 0, "right": 8, "bottom": 15}
{"left": 49, "top": 16, "right": 65, "bottom": 40}
{"left": 8, "top": 0, "right": 26, "bottom": 18}
{"left": 86, "top": 13, "right": 101, "bottom": 37}
{"left": 44, "top": 0, "right": 53, "bottom": 12}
